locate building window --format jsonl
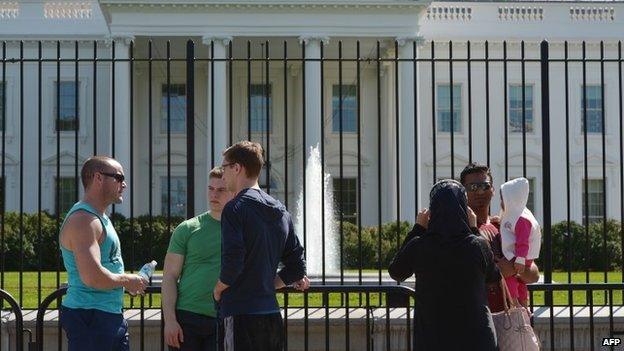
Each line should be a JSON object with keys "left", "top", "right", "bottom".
{"left": 509, "top": 85, "right": 534, "bottom": 133}
{"left": 161, "top": 84, "right": 186, "bottom": 133}
{"left": 582, "top": 179, "right": 605, "bottom": 225}
{"left": 250, "top": 84, "right": 272, "bottom": 133}
{"left": 56, "top": 177, "right": 77, "bottom": 215}
{"left": 55, "top": 81, "right": 79, "bottom": 131}
{"left": 332, "top": 85, "right": 357, "bottom": 133}
{"left": 437, "top": 84, "right": 461, "bottom": 133}
{"left": 161, "top": 176, "right": 187, "bottom": 217}
{"left": 581, "top": 85, "right": 603, "bottom": 134}
{"left": 259, "top": 168, "right": 277, "bottom": 193}
{"left": 332, "top": 177, "right": 357, "bottom": 224}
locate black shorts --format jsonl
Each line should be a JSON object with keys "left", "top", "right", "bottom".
{"left": 222, "top": 313, "right": 283, "bottom": 351}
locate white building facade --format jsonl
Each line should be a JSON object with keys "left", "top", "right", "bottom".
{"left": 0, "top": 0, "right": 623, "bottom": 228}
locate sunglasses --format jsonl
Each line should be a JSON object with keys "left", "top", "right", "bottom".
{"left": 100, "top": 172, "right": 125, "bottom": 183}
{"left": 466, "top": 182, "right": 492, "bottom": 192}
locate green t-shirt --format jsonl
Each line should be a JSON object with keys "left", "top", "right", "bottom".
{"left": 167, "top": 212, "right": 221, "bottom": 317}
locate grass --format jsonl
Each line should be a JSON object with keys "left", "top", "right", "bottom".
{"left": 1, "top": 271, "right": 623, "bottom": 310}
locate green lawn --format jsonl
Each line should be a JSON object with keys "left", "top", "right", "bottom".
{"left": 1, "top": 271, "right": 623, "bottom": 310}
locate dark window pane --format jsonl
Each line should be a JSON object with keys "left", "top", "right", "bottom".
{"left": 583, "top": 179, "right": 605, "bottom": 225}
{"left": 56, "top": 177, "right": 77, "bottom": 215}
{"left": 161, "top": 176, "right": 187, "bottom": 217}
{"left": 250, "top": 84, "right": 272, "bottom": 132}
{"left": 333, "top": 177, "right": 358, "bottom": 224}
{"left": 581, "top": 86, "right": 603, "bottom": 134}
{"left": 55, "top": 81, "right": 79, "bottom": 131}
{"left": 509, "top": 85, "right": 534, "bottom": 133}
{"left": 437, "top": 84, "right": 461, "bottom": 132}
{"left": 332, "top": 85, "right": 357, "bottom": 133}
{"left": 161, "top": 84, "right": 186, "bottom": 133}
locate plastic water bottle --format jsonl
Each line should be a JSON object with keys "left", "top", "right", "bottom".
{"left": 138, "top": 260, "right": 157, "bottom": 280}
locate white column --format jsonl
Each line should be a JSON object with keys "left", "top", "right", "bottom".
{"left": 202, "top": 36, "right": 231, "bottom": 168}
{"left": 298, "top": 36, "right": 329, "bottom": 154}
{"left": 112, "top": 35, "right": 134, "bottom": 217}
{"left": 397, "top": 37, "right": 422, "bottom": 223}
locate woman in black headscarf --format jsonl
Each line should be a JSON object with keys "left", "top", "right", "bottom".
{"left": 388, "top": 179, "right": 499, "bottom": 351}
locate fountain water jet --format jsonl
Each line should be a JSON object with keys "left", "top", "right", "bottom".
{"left": 294, "top": 144, "right": 339, "bottom": 276}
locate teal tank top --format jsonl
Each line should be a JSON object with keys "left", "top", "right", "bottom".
{"left": 60, "top": 202, "right": 125, "bottom": 314}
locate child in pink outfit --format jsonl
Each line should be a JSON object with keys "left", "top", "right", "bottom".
{"left": 500, "top": 177, "right": 542, "bottom": 306}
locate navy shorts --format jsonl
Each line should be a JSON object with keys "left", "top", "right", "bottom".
{"left": 60, "top": 306, "right": 129, "bottom": 351}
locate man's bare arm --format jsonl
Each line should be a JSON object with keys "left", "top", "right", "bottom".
{"left": 162, "top": 252, "right": 185, "bottom": 348}
{"left": 162, "top": 253, "right": 184, "bottom": 323}
{"left": 497, "top": 257, "right": 540, "bottom": 284}
{"left": 63, "top": 212, "right": 145, "bottom": 291}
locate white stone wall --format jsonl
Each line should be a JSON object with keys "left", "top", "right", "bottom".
{"left": 0, "top": 1, "right": 623, "bottom": 228}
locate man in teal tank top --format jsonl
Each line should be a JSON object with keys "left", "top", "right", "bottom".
{"left": 59, "top": 156, "right": 148, "bottom": 351}
{"left": 163, "top": 167, "right": 233, "bottom": 351}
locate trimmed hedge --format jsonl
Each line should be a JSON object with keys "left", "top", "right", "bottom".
{"left": 0, "top": 212, "right": 184, "bottom": 271}
{"left": 551, "top": 220, "right": 623, "bottom": 271}
{"left": 0, "top": 212, "right": 621, "bottom": 272}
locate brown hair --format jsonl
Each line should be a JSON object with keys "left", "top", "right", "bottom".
{"left": 208, "top": 167, "right": 224, "bottom": 179}
{"left": 222, "top": 141, "right": 264, "bottom": 179}
{"left": 81, "top": 156, "right": 116, "bottom": 189}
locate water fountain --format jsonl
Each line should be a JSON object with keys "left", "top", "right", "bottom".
{"left": 294, "top": 144, "right": 339, "bottom": 277}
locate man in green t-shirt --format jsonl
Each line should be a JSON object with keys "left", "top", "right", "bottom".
{"left": 163, "top": 167, "right": 233, "bottom": 351}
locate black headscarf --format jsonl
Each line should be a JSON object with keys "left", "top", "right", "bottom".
{"left": 427, "top": 179, "right": 472, "bottom": 243}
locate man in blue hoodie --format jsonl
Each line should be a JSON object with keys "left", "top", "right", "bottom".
{"left": 213, "top": 141, "right": 309, "bottom": 351}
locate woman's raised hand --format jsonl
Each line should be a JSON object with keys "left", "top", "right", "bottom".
{"left": 416, "top": 208, "right": 430, "bottom": 229}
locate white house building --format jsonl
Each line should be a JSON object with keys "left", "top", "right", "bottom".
{"left": 0, "top": 0, "right": 622, "bottom": 229}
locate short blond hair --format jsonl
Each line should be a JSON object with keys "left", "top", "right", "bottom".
{"left": 209, "top": 167, "right": 224, "bottom": 179}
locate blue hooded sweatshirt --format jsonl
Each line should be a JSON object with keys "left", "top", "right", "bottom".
{"left": 219, "top": 188, "right": 306, "bottom": 317}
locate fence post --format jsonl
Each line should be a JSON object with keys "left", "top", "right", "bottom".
{"left": 540, "top": 40, "right": 553, "bottom": 305}
{"left": 186, "top": 39, "right": 195, "bottom": 218}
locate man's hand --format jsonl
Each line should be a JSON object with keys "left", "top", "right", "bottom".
{"left": 123, "top": 274, "right": 148, "bottom": 296}
{"left": 495, "top": 257, "right": 517, "bottom": 278}
{"left": 213, "top": 279, "right": 229, "bottom": 302}
{"left": 416, "top": 208, "right": 430, "bottom": 229}
{"left": 490, "top": 215, "right": 501, "bottom": 226}
{"left": 292, "top": 276, "right": 310, "bottom": 291}
{"left": 467, "top": 207, "right": 477, "bottom": 228}
{"left": 480, "top": 226, "right": 496, "bottom": 243}
{"left": 164, "top": 319, "right": 184, "bottom": 348}
{"left": 514, "top": 262, "right": 526, "bottom": 274}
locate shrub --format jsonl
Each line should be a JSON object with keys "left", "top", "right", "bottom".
{"left": 551, "top": 220, "right": 623, "bottom": 271}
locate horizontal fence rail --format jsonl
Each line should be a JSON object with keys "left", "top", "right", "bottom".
{"left": 19, "top": 283, "right": 624, "bottom": 351}
{"left": 32, "top": 285, "right": 417, "bottom": 351}
{"left": 528, "top": 283, "right": 624, "bottom": 351}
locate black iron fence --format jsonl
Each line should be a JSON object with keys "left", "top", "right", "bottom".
{"left": 1, "top": 284, "right": 623, "bottom": 350}
{"left": 29, "top": 286, "right": 415, "bottom": 351}
{"left": 0, "top": 38, "right": 623, "bottom": 350}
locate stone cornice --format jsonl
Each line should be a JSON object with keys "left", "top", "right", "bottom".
{"left": 111, "top": 34, "right": 135, "bottom": 45}
{"left": 396, "top": 36, "right": 425, "bottom": 47}
{"left": 201, "top": 35, "right": 233, "bottom": 46}
{"left": 0, "top": 38, "right": 109, "bottom": 44}
{"left": 100, "top": 1, "right": 429, "bottom": 10}
{"left": 298, "top": 35, "right": 330, "bottom": 45}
